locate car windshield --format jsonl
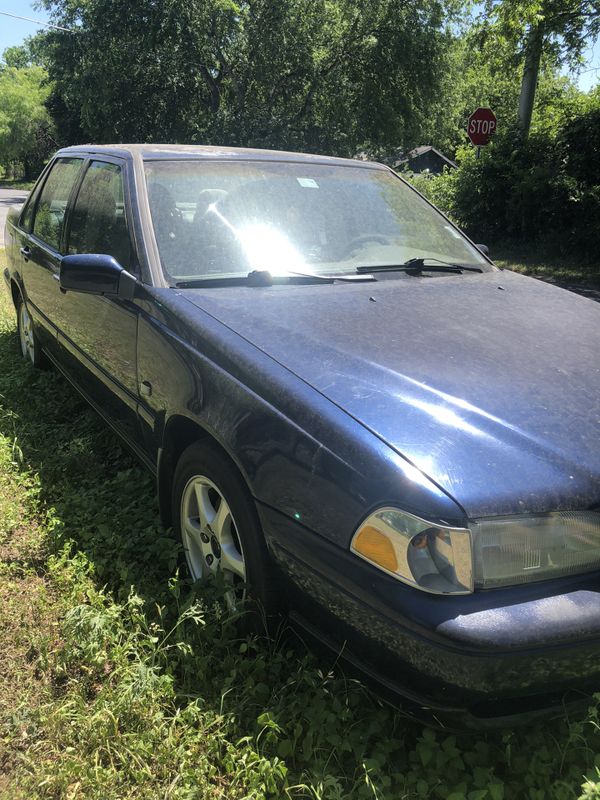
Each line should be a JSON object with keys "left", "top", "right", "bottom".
{"left": 144, "top": 159, "right": 491, "bottom": 282}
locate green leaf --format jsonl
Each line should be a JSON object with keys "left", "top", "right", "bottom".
{"left": 417, "top": 743, "right": 433, "bottom": 767}
{"left": 277, "top": 739, "right": 292, "bottom": 758}
{"left": 489, "top": 783, "right": 504, "bottom": 800}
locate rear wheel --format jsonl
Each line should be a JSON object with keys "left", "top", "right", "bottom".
{"left": 172, "top": 441, "right": 280, "bottom": 620}
{"left": 16, "top": 295, "right": 46, "bottom": 368}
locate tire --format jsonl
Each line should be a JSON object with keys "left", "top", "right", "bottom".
{"left": 172, "top": 440, "right": 280, "bottom": 624}
{"left": 16, "top": 294, "right": 47, "bottom": 369}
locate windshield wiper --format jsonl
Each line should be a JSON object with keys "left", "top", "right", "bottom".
{"left": 287, "top": 269, "right": 375, "bottom": 282}
{"left": 356, "top": 258, "right": 483, "bottom": 275}
{"left": 175, "top": 268, "right": 376, "bottom": 288}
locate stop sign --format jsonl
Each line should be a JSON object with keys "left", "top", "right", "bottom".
{"left": 467, "top": 107, "right": 497, "bottom": 146}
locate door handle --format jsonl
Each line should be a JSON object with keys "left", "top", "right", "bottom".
{"left": 20, "top": 246, "right": 31, "bottom": 261}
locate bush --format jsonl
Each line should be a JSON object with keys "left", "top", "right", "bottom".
{"left": 405, "top": 169, "right": 459, "bottom": 222}
{"left": 406, "top": 101, "right": 600, "bottom": 264}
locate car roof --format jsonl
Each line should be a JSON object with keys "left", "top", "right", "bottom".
{"left": 56, "top": 143, "right": 386, "bottom": 170}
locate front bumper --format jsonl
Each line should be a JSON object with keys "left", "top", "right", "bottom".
{"left": 259, "top": 504, "right": 600, "bottom": 725}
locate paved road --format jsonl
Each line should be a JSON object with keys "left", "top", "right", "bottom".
{"left": 0, "top": 188, "right": 29, "bottom": 247}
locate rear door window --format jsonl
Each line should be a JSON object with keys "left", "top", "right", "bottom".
{"left": 20, "top": 176, "right": 45, "bottom": 232}
{"left": 67, "top": 161, "right": 133, "bottom": 269}
{"left": 32, "top": 158, "right": 84, "bottom": 251}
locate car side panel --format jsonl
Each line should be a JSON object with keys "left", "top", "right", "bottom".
{"left": 135, "top": 286, "right": 466, "bottom": 550}
{"left": 20, "top": 235, "right": 62, "bottom": 354}
{"left": 54, "top": 292, "right": 141, "bottom": 445}
{"left": 48, "top": 156, "right": 138, "bottom": 442}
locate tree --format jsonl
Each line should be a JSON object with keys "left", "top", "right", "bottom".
{"left": 0, "top": 51, "right": 54, "bottom": 178}
{"left": 403, "top": 12, "right": 587, "bottom": 159}
{"left": 2, "top": 45, "right": 34, "bottom": 69}
{"left": 484, "top": 0, "right": 600, "bottom": 138}
{"left": 33, "top": 0, "right": 462, "bottom": 155}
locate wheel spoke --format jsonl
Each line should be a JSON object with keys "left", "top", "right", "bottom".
{"left": 194, "top": 482, "right": 216, "bottom": 530}
{"left": 19, "top": 305, "right": 35, "bottom": 363}
{"left": 213, "top": 498, "right": 231, "bottom": 544}
{"left": 19, "top": 308, "right": 27, "bottom": 356}
{"left": 221, "top": 542, "right": 246, "bottom": 579}
{"left": 182, "top": 515, "right": 203, "bottom": 547}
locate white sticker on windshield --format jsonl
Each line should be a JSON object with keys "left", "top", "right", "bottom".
{"left": 297, "top": 177, "right": 319, "bottom": 188}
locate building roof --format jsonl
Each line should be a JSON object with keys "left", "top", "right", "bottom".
{"left": 395, "top": 145, "right": 457, "bottom": 170}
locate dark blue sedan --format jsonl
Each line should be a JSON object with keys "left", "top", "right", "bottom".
{"left": 4, "top": 145, "right": 600, "bottom": 725}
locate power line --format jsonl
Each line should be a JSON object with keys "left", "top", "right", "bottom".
{"left": 0, "top": 10, "right": 75, "bottom": 33}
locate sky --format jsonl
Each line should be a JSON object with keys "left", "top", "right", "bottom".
{"left": 0, "top": 0, "right": 599, "bottom": 91}
{"left": 579, "top": 38, "right": 600, "bottom": 91}
{"left": 0, "top": 2, "right": 52, "bottom": 51}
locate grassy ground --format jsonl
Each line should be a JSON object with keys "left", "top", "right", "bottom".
{"left": 491, "top": 239, "right": 600, "bottom": 286}
{"left": 2, "top": 246, "right": 600, "bottom": 799}
{"left": 0, "top": 180, "right": 34, "bottom": 192}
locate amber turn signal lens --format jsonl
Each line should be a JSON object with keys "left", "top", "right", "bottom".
{"left": 353, "top": 525, "right": 398, "bottom": 573}
{"left": 351, "top": 508, "right": 473, "bottom": 594}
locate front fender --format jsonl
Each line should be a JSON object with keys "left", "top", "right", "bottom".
{"left": 136, "top": 287, "right": 466, "bottom": 549}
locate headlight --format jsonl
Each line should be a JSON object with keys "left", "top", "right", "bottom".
{"left": 351, "top": 508, "right": 600, "bottom": 593}
{"left": 351, "top": 508, "right": 473, "bottom": 595}
{"left": 472, "top": 511, "right": 600, "bottom": 589}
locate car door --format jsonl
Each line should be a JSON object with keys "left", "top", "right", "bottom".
{"left": 19, "top": 157, "right": 85, "bottom": 356}
{"left": 53, "top": 158, "right": 143, "bottom": 449}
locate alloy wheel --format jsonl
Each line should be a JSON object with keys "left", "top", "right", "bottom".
{"left": 180, "top": 474, "right": 246, "bottom": 608}
{"left": 18, "top": 302, "right": 35, "bottom": 363}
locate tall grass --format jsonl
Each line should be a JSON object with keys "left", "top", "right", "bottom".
{"left": 1, "top": 260, "right": 600, "bottom": 798}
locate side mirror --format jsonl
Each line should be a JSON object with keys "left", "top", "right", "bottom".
{"left": 60, "top": 254, "right": 137, "bottom": 300}
{"left": 476, "top": 243, "right": 489, "bottom": 256}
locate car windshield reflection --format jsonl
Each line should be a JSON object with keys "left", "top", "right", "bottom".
{"left": 144, "top": 160, "right": 491, "bottom": 283}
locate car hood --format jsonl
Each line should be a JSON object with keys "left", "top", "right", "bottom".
{"left": 182, "top": 270, "right": 600, "bottom": 517}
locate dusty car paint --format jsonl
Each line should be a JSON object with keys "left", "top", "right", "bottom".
{"left": 179, "top": 271, "right": 600, "bottom": 519}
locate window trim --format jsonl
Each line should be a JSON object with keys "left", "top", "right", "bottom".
{"left": 63, "top": 155, "right": 140, "bottom": 275}
{"left": 27, "top": 156, "right": 86, "bottom": 254}
{"left": 18, "top": 155, "right": 63, "bottom": 233}
{"left": 19, "top": 167, "right": 48, "bottom": 233}
{"left": 60, "top": 156, "right": 90, "bottom": 254}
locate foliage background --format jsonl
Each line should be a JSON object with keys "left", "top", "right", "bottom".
{"left": 0, "top": 0, "right": 596, "bottom": 261}
{"left": 408, "top": 84, "right": 600, "bottom": 265}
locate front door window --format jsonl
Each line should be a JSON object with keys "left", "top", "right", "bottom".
{"left": 67, "top": 161, "right": 133, "bottom": 269}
